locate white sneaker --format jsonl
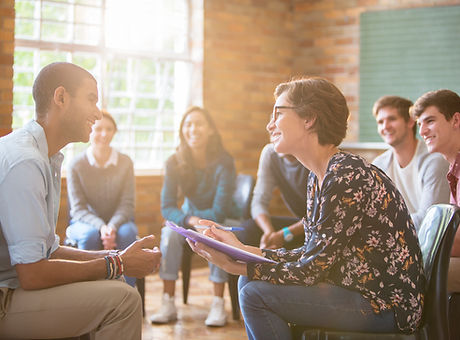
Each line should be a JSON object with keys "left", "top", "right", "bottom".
{"left": 150, "top": 293, "right": 177, "bottom": 324}
{"left": 205, "top": 296, "right": 227, "bottom": 327}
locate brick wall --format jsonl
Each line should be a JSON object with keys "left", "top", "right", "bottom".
{"left": 204, "top": 0, "right": 295, "bottom": 176}
{"left": 0, "top": 0, "right": 14, "bottom": 138}
{"left": 203, "top": 0, "right": 295, "bottom": 216}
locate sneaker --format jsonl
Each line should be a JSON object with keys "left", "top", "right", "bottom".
{"left": 205, "top": 296, "right": 227, "bottom": 327}
{"left": 150, "top": 293, "right": 177, "bottom": 324}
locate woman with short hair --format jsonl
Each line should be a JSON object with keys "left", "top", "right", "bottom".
{"left": 188, "top": 77, "right": 425, "bottom": 339}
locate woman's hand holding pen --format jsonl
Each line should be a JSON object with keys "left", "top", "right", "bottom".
{"left": 197, "top": 220, "right": 245, "bottom": 249}
{"left": 186, "top": 236, "right": 247, "bottom": 276}
{"left": 187, "top": 219, "right": 249, "bottom": 276}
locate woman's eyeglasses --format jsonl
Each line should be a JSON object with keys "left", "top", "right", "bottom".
{"left": 271, "top": 106, "right": 300, "bottom": 122}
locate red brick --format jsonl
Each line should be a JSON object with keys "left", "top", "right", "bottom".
{"left": 0, "top": 54, "right": 13, "bottom": 65}
{"left": 0, "top": 66, "right": 13, "bottom": 78}
{"left": 0, "top": 8, "right": 14, "bottom": 17}
{"left": 0, "top": 112, "right": 12, "bottom": 125}
{"left": 0, "top": 127, "right": 12, "bottom": 137}
{"left": 0, "top": 0, "right": 15, "bottom": 9}
{"left": 0, "top": 78, "right": 12, "bottom": 89}
{"left": 0, "top": 91, "right": 13, "bottom": 101}
{"left": 1, "top": 42, "right": 14, "bottom": 54}
{"left": 1, "top": 18, "right": 14, "bottom": 31}
{"left": 0, "top": 30, "right": 14, "bottom": 41}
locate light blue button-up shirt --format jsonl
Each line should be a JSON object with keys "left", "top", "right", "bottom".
{"left": 0, "top": 120, "right": 63, "bottom": 288}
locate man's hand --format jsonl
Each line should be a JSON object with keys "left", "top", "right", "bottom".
{"left": 100, "top": 225, "right": 117, "bottom": 250}
{"left": 120, "top": 235, "right": 162, "bottom": 278}
{"left": 263, "top": 230, "right": 284, "bottom": 249}
{"left": 260, "top": 232, "right": 272, "bottom": 248}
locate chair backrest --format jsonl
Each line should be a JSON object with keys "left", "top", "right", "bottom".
{"left": 231, "top": 173, "right": 255, "bottom": 220}
{"left": 417, "top": 204, "right": 460, "bottom": 339}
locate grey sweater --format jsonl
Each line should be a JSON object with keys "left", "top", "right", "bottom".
{"left": 251, "top": 143, "right": 309, "bottom": 219}
{"left": 67, "top": 150, "right": 135, "bottom": 230}
{"left": 372, "top": 140, "right": 450, "bottom": 231}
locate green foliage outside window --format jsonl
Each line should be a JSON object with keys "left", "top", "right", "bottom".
{"left": 13, "top": 0, "right": 194, "bottom": 169}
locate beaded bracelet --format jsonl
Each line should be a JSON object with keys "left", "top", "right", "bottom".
{"left": 113, "top": 254, "right": 123, "bottom": 279}
{"left": 104, "top": 254, "right": 125, "bottom": 280}
{"left": 104, "top": 256, "right": 112, "bottom": 279}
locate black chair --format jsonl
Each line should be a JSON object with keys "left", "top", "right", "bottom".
{"left": 449, "top": 292, "right": 460, "bottom": 340}
{"left": 291, "top": 204, "right": 460, "bottom": 340}
{"left": 181, "top": 173, "right": 255, "bottom": 321}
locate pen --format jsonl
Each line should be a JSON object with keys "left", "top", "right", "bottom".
{"left": 194, "top": 225, "right": 244, "bottom": 231}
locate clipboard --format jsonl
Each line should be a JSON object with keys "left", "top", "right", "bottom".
{"left": 165, "top": 220, "right": 277, "bottom": 264}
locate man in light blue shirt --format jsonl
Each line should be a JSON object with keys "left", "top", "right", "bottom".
{"left": 0, "top": 62, "right": 161, "bottom": 339}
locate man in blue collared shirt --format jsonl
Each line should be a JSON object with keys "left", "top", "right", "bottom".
{"left": 0, "top": 62, "right": 161, "bottom": 339}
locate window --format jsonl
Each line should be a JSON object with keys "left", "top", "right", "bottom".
{"left": 14, "top": 0, "right": 203, "bottom": 169}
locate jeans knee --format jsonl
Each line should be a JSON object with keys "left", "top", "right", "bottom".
{"left": 73, "top": 225, "right": 101, "bottom": 250}
{"left": 239, "top": 280, "right": 264, "bottom": 311}
{"left": 117, "top": 222, "right": 138, "bottom": 249}
{"left": 208, "top": 263, "right": 228, "bottom": 283}
{"left": 160, "top": 226, "right": 184, "bottom": 252}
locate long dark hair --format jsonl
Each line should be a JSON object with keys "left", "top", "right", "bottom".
{"left": 175, "top": 106, "right": 225, "bottom": 195}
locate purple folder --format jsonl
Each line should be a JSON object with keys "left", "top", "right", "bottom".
{"left": 165, "top": 221, "right": 277, "bottom": 264}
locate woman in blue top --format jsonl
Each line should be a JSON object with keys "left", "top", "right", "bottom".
{"left": 188, "top": 78, "right": 425, "bottom": 339}
{"left": 150, "top": 106, "right": 236, "bottom": 327}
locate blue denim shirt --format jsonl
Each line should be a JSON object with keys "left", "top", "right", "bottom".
{"left": 161, "top": 152, "right": 236, "bottom": 228}
{"left": 0, "top": 120, "right": 63, "bottom": 288}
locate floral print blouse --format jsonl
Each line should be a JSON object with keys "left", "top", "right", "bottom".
{"left": 247, "top": 152, "right": 425, "bottom": 333}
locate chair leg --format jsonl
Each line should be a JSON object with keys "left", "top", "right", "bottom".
{"left": 181, "top": 244, "right": 193, "bottom": 304}
{"left": 228, "top": 274, "right": 240, "bottom": 320}
{"left": 136, "top": 277, "right": 145, "bottom": 316}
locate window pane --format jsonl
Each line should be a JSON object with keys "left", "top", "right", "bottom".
{"left": 14, "top": 50, "right": 34, "bottom": 67}
{"left": 74, "top": 24, "right": 101, "bottom": 45}
{"left": 42, "top": 2, "right": 69, "bottom": 22}
{"left": 13, "top": 92, "right": 34, "bottom": 107}
{"left": 76, "top": 0, "right": 102, "bottom": 5}
{"left": 15, "top": 0, "right": 37, "bottom": 18}
{"left": 75, "top": 5, "right": 101, "bottom": 25}
{"left": 40, "top": 50, "right": 68, "bottom": 67}
{"left": 15, "top": 18, "right": 38, "bottom": 39}
{"left": 41, "top": 21, "right": 71, "bottom": 42}
{"left": 105, "top": 0, "right": 188, "bottom": 53}
{"left": 108, "top": 97, "right": 131, "bottom": 109}
{"left": 72, "top": 54, "right": 98, "bottom": 72}
{"left": 13, "top": 71, "right": 34, "bottom": 87}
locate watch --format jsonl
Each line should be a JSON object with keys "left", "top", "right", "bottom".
{"left": 282, "top": 227, "right": 294, "bottom": 242}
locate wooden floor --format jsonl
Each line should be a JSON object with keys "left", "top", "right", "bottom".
{"left": 141, "top": 265, "right": 248, "bottom": 340}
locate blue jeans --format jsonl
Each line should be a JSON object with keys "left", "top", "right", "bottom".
{"left": 66, "top": 221, "right": 138, "bottom": 287}
{"left": 238, "top": 276, "right": 398, "bottom": 340}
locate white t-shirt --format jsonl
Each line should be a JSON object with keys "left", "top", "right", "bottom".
{"left": 387, "top": 142, "right": 423, "bottom": 214}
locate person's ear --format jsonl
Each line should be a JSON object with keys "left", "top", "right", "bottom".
{"left": 304, "top": 117, "right": 315, "bottom": 130}
{"left": 53, "top": 86, "right": 66, "bottom": 108}
{"left": 452, "top": 112, "right": 460, "bottom": 129}
{"left": 408, "top": 116, "right": 416, "bottom": 129}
